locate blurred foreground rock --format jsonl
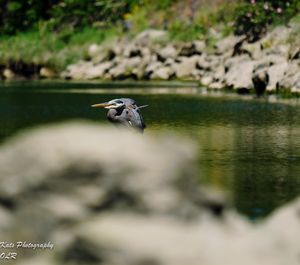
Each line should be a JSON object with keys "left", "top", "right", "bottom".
{"left": 0, "top": 122, "right": 299, "bottom": 265}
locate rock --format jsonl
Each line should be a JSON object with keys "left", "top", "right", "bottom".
{"left": 209, "top": 82, "right": 224, "bottom": 90}
{"left": 60, "top": 198, "right": 300, "bottom": 265}
{"left": 191, "top": 69, "right": 202, "bottom": 80}
{"left": 266, "top": 62, "right": 289, "bottom": 91}
{"left": 201, "top": 76, "right": 213, "bottom": 86}
{"left": 193, "top": 40, "right": 206, "bottom": 53}
{"left": 173, "top": 56, "right": 199, "bottom": 79}
{"left": 0, "top": 122, "right": 198, "bottom": 213}
{"left": 251, "top": 198, "right": 300, "bottom": 265}
{"left": 241, "top": 42, "right": 263, "bottom": 60}
{"left": 88, "top": 43, "right": 102, "bottom": 58}
{"left": 196, "top": 54, "right": 213, "bottom": 71}
{"left": 178, "top": 41, "right": 204, "bottom": 57}
{"left": 213, "top": 65, "right": 225, "bottom": 83}
{"left": 141, "top": 46, "right": 151, "bottom": 56}
{"left": 289, "top": 47, "right": 300, "bottom": 60}
{"left": 88, "top": 43, "right": 118, "bottom": 64}
{"left": 90, "top": 61, "right": 114, "bottom": 79}
{"left": 123, "top": 44, "right": 143, "bottom": 58}
{"left": 134, "top": 29, "right": 168, "bottom": 45}
{"left": 224, "top": 56, "right": 255, "bottom": 90}
{"left": 0, "top": 206, "right": 13, "bottom": 234}
{"left": 151, "top": 66, "right": 173, "bottom": 80}
{"left": 61, "top": 61, "right": 92, "bottom": 79}
{"left": 61, "top": 212, "right": 243, "bottom": 265}
{"left": 61, "top": 60, "right": 114, "bottom": 80}
{"left": 278, "top": 63, "right": 300, "bottom": 93}
{"left": 144, "top": 61, "right": 163, "bottom": 78}
{"left": 3, "top": 68, "right": 15, "bottom": 80}
{"left": 264, "top": 44, "right": 290, "bottom": 59}
{"left": 164, "top": 57, "right": 175, "bottom": 66}
{"left": 224, "top": 55, "right": 249, "bottom": 71}
{"left": 39, "top": 67, "right": 56, "bottom": 78}
{"left": 36, "top": 194, "right": 89, "bottom": 222}
{"left": 214, "top": 35, "right": 244, "bottom": 55}
{"left": 261, "top": 26, "right": 293, "bottom": 48}
{"left": 157, "top": 45, "right": 178, "bottom": 61}
{"left": 109, "top": 57, "right": 141, "bottom": 79}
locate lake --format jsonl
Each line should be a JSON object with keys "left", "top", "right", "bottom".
{"left": 1, "top": 81, "right": 300, "bottom": 219}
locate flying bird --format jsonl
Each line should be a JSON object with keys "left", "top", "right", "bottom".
{"left": 91, "top": 98, "right": 147, "bottom": 133}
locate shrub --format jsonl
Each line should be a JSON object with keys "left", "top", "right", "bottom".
{"left": 234, "top": 0, "right": 300, "bottom": 42}
{"left": 0, "top": 0, "right": 140, "bottom": 35}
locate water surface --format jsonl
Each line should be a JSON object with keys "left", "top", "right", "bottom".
{"left": 1, "top": 81, "right": 300, "bottom": 219}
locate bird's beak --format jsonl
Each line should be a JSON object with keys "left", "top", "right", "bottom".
{"left": 91, "top": 102, "right": 111, "bottom": 108}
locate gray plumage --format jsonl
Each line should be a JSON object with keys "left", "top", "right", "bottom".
{"left": 91, "top": 98, "right": 147, "bottom": 133}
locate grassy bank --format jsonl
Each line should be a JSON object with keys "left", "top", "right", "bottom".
{"left": 0, "top": 26, "right": 120, "bottom": 71}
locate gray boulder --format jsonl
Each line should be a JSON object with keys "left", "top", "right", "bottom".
{"left": 201, "top": 75, "right": 213, "bottom": 86}
{"left": 157, "top": 45, "right": 178, "bottom": 61}
{"left": 224, "top": 56, "right": 255, "bottom": 90}
{"left": 134, "top": 29, "right": 168, "bottom": 45}
{"left": 289, "top": 47, "right": 300, "bottom": 60}
{"left": 261, "top": 26, "right": 293, "bottom": 48}
{"left": 144, "top": 60, "right": 163, "bottom": 78}
{"left": 178, "top": 41, "right": 205, "bottom": 57}
{"left": 214, "top": 35, "right": 244, "bottom": 55}
{"left": 241, "top": 42, "right": 263, "bottom": 60}
{"left": 62, "top": 61, "right": 94, "bottom": 80}
{"left": 278, "top": 63, "right": 300, "bottom": 93}
{"left": 58, "top": 198, "right": 300, "bottom": 265}
{"left": 173, "top": 56, "right": 200, "bottom": 79}
{"left": 267, "top": 62, "right": 289, "bottom": 91}
{"left": 151, "top": 66, "right": 173, "bottom": 80}
{"left": 85, "top": 61, "right": 114, "bottom": 79}
{"left": 109, "top": 57, "right": 141, "bottom": 79}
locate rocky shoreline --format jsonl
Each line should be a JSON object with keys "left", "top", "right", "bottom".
{"left": 63, "top": 22, "right": 300, "bottom": 95}
{"left": 1, "top": 23, "right": 300, "bottom": 95}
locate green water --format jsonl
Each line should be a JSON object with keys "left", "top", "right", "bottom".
{"left": 1, "top": 81, "right": 300, "bottom": 219}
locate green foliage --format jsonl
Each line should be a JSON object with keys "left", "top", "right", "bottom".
{"left": 49, "top": 0, "right": 134, "bottom": 30}
{"left": 0, "top": 0, "right": 50, "bottom": 34}
{"left": 0, "top": 0, "right": 139, "bottom": 35}
{"left": 169, "top": 21, "right": 205, "bottom": 41}
{"left": 234, "top": 0, "right": 300, "bottom": 41}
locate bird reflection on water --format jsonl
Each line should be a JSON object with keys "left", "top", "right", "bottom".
{"left": 91, "top": 98, "right": 147, "bottom": 133}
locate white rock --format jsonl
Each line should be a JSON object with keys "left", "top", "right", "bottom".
{"left": 3, "top": 69, "right": 15, "bottom": 80}
{"left": 151, "top": 66, "right": 173, "bottom": 80}
{"left": 173, "top": 56, "right": 199, "bottom": 78}
{"left": 134, "top": 29, "right": 168, "bottom": 45}
{"left": 225, "top": 58, "right": 255, "bottom": 89}
{"left": 158, "top": 45, "right": 178, "bottom": 60}
{"left": 266, "top": 62, "right": 289, "bottom": 91}
{"left": 39, "top": 67, "right": 55, "bottom": 78}
{"left": 88, "top": 43, "right": 102, "bottom": 58}
{"left": 214, "top": 35, "right": 244, "bottom": 54}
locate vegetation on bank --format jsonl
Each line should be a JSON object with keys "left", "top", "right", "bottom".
{"left": 0, "top": 0, "right": 299, "bottom": 71}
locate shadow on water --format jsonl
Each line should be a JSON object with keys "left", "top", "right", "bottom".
{"left": 1, "top": 81, "right": 300, "bottom": 219}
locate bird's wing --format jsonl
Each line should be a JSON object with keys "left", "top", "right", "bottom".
{"left": 126, "top": 107, "right": 146, "bottom": 131}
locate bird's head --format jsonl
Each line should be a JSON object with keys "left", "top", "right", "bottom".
{"left": 91, "top": 99, "right": 125, "bottom": 109}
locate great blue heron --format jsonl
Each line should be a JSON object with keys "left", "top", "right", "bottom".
{"left": 91, "top": 98, "right": 147, "bottom": 133}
